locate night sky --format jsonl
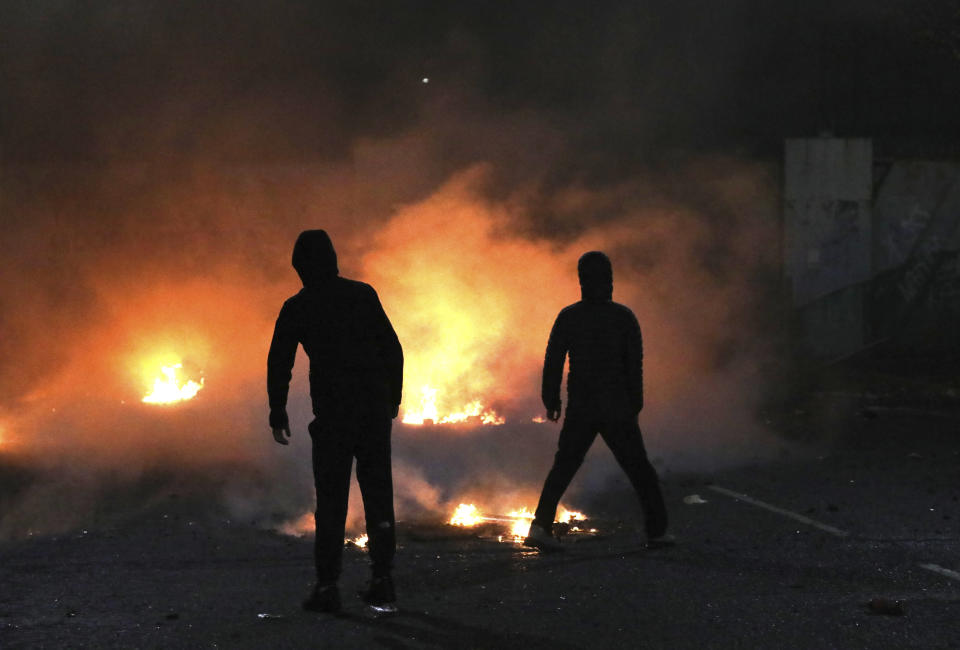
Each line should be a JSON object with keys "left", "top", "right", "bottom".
{"left": 3, "top": 0, "right": 960, "bottom": 168}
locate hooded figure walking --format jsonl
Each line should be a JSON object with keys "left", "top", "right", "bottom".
{"left": 268, "top": 230, "right": 403, "bottom": 613}
{"left": 524, "top": 251, "right": 673, "bottom": 551}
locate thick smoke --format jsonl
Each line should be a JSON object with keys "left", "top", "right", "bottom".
{"left": 0, "top": 1, "right": 791, "bottom": 538}
{"left": 0, "top": 151, "right": 779, "bottom": 538}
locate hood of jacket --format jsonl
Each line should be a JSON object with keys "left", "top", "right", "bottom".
{"left": 292, "top": 229, "right": 339, "bottom": 288}
{"left": 578, "top": 251, "right": 613, "bottom": 302}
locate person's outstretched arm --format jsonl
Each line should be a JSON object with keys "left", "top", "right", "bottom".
{"left": 541, "top": 313, "right": 568, "bottom": 421}
{"left": 267, "top": 301, "right": 299, "bottom": 443}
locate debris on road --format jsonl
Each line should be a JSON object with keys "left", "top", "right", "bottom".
{"left": 365, "top": 604, "right": 399, "bottom": 618}
{"left": 683, "top": 494, "right": 708, "bottom": 505}
{"left": 257, "top": 613, "right": 285, "bottom": 620}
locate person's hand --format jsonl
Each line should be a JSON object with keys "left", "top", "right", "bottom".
{"left": 391, "top": 404, "right": 400, "bottom": 419}
{"left": 272, "top": 426, "right": 291, "bottom": 445}
{"left": 546, "top": 405, "right": 561, "bottom": 422}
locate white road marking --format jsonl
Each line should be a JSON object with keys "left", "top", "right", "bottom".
{"left": 707, "top": 485, "right": 850, "bottom": 538}
{"left": 919, "top": 563, "right": 960, "bottom": 582}
{"left": 707, "top": 486, "right": 960, "bottom": 590}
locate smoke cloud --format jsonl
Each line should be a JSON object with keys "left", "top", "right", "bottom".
{"left": 0, "top": 1, "right": 789, "bottom": 539}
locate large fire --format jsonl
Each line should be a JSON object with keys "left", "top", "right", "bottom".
{"left": 361, "top": 171, "right": 584, "bottom": 432}
{"left": 142, "top": 363, "right": 204, "bottom": 405}
{"left": 401, "top": 385, "right": 505, "bottom": 426}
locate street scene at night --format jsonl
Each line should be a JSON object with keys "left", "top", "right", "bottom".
{"left": 2, "top": 1, "right": 960, "bottom": 648}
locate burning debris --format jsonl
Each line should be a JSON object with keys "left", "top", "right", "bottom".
{"left": 142, "top": 363, "right": 204, "bottom": 405}
{"left": 275, "top": 502, "right": 592, "bottom": 547}
{"left": 350, "top": 534, "right": 369, "bottom": 548}
{"left": 401, "top": 385, "right": 505, "bottom": 426}
{"left": 447, "top": 502, "right": 588, "bottom": 543}
{"left": 449, "top": 503, "right": 484, "bottom": 527}
{"left": 275, "top": 513, "right": 368, "bottom": 548}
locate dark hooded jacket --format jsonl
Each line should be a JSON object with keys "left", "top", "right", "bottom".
{"left": 541, "top": 252, "right": 643, "bottom": 421}
{"left": 267, "top": 230, "right": 403, "bottom": 429}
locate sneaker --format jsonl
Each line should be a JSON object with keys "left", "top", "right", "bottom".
{"left": 360, "top": 575, "right": 396, "bottom": 606}
{"left": 523, "top": 523, "right": 563, "bottom": 552}
{"left": 645, "top": 532, "right": 677, "bottom": 549}
{"left": 302, "top": 582, "right": 341, "bottom": 613}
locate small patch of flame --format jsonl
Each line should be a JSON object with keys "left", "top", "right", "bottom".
{"left": 449, "top": 503, "right": 484, "bottom": 526}
{"left": 448, "top": 503, "right": 588, "bottom": 542}
{"left": 509, "top": 518, "right": 530, "bottom": 540}
{"left": 557, "top": 508, "right": 586, "bottom": 523}
{"left": 276, "top": 512, "right": 370, "bottom": 548}
{"left": 142, "top": 363, "right": 203, "bottom": 404}
{"left": 402, "top": 385, "right": 504, "bottom": 426}
{"left": 531, "top": 415, "right": 546, "bottom": 423}
{"left": 506, "top": 507, "right": 535, "bottom": 520}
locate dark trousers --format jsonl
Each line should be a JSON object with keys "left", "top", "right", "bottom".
{"left": 533, "top": 416, "right": 668, "bottom": 537}
{"left": 309, "top": 415, "right": 395, "bottom": 583}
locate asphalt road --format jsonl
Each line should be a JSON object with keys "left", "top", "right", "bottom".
{"left": 1, "top": 406, "right": 958, "bottom": 649}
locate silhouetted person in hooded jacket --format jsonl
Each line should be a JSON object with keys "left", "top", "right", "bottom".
{"left": 524, "top": 251, "right": 672, "bottom": 551}
{"left": 268, "top": 229, "right": 403, "bottom": 613}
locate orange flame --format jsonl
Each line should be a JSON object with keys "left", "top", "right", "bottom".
{"left": 142, "top": 363, "right": 203, "bottom": 404}
{"left": 449, "top": 503, "right": 484, "bottom": 526}
{"left": 350, "top": 534, "right": 369, "bottom": 548}
{"left": 449, "top": 502, "right": 588, "bottom": 542}
{"left": 401, "top": 385, "right": 504, "bottom": 426}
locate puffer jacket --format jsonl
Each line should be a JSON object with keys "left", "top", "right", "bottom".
{"left": 268, "top": 230, "right": 403, "bottom": 428}
{"left": 542, "top": 286, "right": 643, "bottom": 421}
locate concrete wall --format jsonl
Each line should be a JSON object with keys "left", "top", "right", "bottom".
{"left": 783, "top": 137, "right": 872, "bottom": 356}
{"left": 870, "top": 163, "right": 960, "bottom": 345}
{"left": 872, "top": 162, "right": 960, "bottom": 273}
{"left": 783, "top": 140, "right": 960, "bottom": 358}
{"left": 784, "top": 138, "right": 873, "bottom": 306}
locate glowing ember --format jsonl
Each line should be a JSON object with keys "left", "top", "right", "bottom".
{"left": 142, "top": 363, "right": 203, "bottom": 404}
{"left": 402, "top": 385, "right": 504, "bottom": 426}
{"left": 531, "top": 415, "right": 546, "bottom": 423}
